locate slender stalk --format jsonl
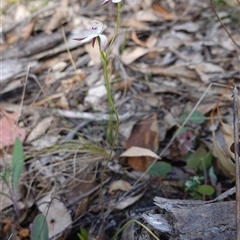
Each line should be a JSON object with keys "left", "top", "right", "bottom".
{"left": 97, "top": 2, "right": 122, "bottom": 236}
{"left": 111, "top": 219, "right": 160, "bottom": 240}
{"left": 106, "top": 2, "right": 122, "bottom": 56}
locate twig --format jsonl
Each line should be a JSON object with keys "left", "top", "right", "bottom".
{"left": 51, "top": 108, "right": 132, "bottom": 121}
{"left": 233, "top": 86, "right": 240, "bottom": 240}
{"left": 210, "top": 0, "right": 240, "bottom": 49}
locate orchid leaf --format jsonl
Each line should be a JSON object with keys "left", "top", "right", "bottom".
{"left": 12, "top": 138, "right": 24, "bottom": 190}
{"left": 31, "top": 214, "right": 49, "bottom": 240}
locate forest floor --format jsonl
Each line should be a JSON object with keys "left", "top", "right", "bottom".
{"left": 1, "top": 0, "right": 240, "bottom": 239}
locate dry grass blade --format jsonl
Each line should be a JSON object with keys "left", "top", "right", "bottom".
{"left": 209, "top": 0, "right": 240, "bottom": 49}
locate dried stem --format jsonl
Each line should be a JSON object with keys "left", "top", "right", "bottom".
{"left": 210, "top": 0, "right": 240, "bottom": 49}
{"left": 233, "top": 86, "right": 240, "bottom": 239}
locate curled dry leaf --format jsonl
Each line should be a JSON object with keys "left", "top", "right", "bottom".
{"left": 120, "top": 146, "right": 159, "bottom": 159}
{"left": 108, "top": 180, "right": 132, "bottom": 194}
{"left": 131, "top": 31, "right": 147, "bottom": 47}
{"left": 120, "top": 146, "right": 160, "bottom": 172}
{"left": 131, "top": 31, "right": 157, "bottom": 48}
{"left": 221, "top": 122, "right": 235, "bottom": 158}
{"left": 212, "top": 122, "right": 236, "bottom": 178}
{"left": 213, "top": 138, "right": 235, "bottom": 178}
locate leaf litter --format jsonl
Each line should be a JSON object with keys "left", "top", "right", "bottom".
{"left": 0, "top": 0, "right": 239, "bottom": 239}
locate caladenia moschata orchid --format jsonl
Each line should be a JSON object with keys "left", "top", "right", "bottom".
{"left": 102, "top": 0, "right": 134, "bottom": 5}
{"left": 74, "top": 2, "right": 123, "bottom": 232}
{"left": 102, "top": 0, "right": 121, "bottom": 5}
{"left": 73, "top": 20, "right": 107, "bottom": 50}
{"left": 74, "top": 2, "right": 122, "bottom": 140}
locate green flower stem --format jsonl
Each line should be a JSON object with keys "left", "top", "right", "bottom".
{"left": 106, "top": 2, "right": 122, "bottom": 56}
{"left": 97, "top": 2, "right": 122, "bottom": 234}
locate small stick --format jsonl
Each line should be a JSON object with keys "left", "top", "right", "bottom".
{"left": 233, "top": 85, "right": 240, "bottom": 239}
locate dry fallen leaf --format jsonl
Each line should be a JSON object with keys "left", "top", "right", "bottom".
{"left": 120, "top": 146, "right": 160, "bottom": 172}
{"left": 123, "top": 114, "right": 159, "bottom": 171}
{"left": 173, "top": 22, "right": 199, "bottom": 33}
{"left": 120, "top": 147, "right": 160, "bottom": 159}
{"left": 115, "top": 191, "right": 145, "bottom": 210}
{"left": 126, "top": 114, "right": 159, "bottom": 150}
{"left": 213, "top": 138, "right": 235, "bottom": 178}
{"left": 211, "top": 122, "right": 235, "bottom": 178}
{"left": 131, "top": 31, "right": 147, "bottom": 47}
{"left": 135, "top": 9, "right": 159, "bottom": 22}
{"left": 108, "top": 180, "right": 132, "bottom": 194}
{"left": 17, "top": 228, "right": 30, "bottom": 238}
{"left": 131, "top": 63, "right": 198, "bottom": 80}
{"left": 37, "top": 196, "right": 72, "bottom": 239}
{"left": 26, "top": 116, "right": 54, "bottom": 143}
{"left": 0, "top": 111, "right": 26, "bottom": 149}
{"left": 6, "top": 4, "right": 35, "bottom": 44}
{"left": 152, "top": 4, "right": 176, "bottom": 21}
{"left": 45, "top": 0, "right": 70, "bottom": 34}
{"left": 84, "top": 79, "right": 107, "bottom": 107}
{"left": 121, "top": 19, "right": 149, "bottom": 29}
{"left": 121, "top": 47, "right": 149, "bottom": 65}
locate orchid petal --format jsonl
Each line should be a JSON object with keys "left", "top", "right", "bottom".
{"left": 73, "top": 36, "right": 89, "bottom": 41}
{"left": 79, "top": 34, "right": 98, "bottom": 44}
{"left": 92, "top": 37, "right": 97, "bottom": 48}
{"left": 92, "top": 20, "right": 104, "bottom": 34}
{"left": 99, "top": 34, "right": 108, "bottom": 49}
{"left": 112, "top": 0, "right": 122, "bottom": 2}
{"left": 101, "top": 0, "right": 110, "bottom": 5}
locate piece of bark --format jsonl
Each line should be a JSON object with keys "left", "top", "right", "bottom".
{"left": 121, "top": 196, "right": 236, "bottom": 240}
{"left": 1, "top": 30, "right": 64, "bottom": 60}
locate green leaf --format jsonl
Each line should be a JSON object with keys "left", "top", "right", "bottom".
{"left": 78, "top": 227, "right": 88, "bottom": 240}
{"left": 176, "top": 127, "right": 188, "bottom": 135}
{"left": 31, "top": 214, "right": 49, "bottom": 240}
{"left": 209, "top": 166, "right": 217, "bottom": 186}
{"left": 187, "top": 148, "right": 212, "bottom": 171}
{"left": 187, "top": 148, "right": 206, "bottom": 169}
{"left": 198, "top": 152, "right": 212, "bottom": 171}
{"left": 178, "top": 111, "right": 205, "bottom": 125}
{"left": 178, "top": 113, "right": 189, "bottom": 125}
{"left": 190, "top": 111, "right": 206, "bottom": 124}
{"left": 148, "top": 162, "right": 172, "bottom": 178}
{"left": 3, "top": 166, "right": 11, "bottom": 185}
{"left": 12, "top": 138, "right": 24, "bottom": 190}
{"left": 197, "top": 184, "right": 215, "bottom": 196}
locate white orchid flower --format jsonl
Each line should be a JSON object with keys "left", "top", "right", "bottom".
{"left": 74, "top": 20, "right": 107, "bottom": 50}
{"left": 102, "top": 0, "right": 121, "bottom": 5}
